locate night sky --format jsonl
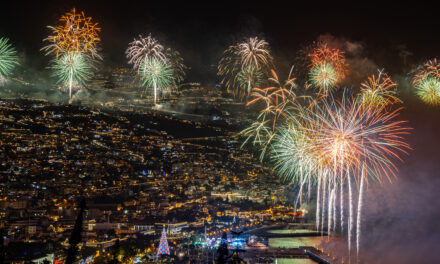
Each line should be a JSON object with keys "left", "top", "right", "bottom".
{"left": 1, "top": 1, "right": 439, "bottom": 82}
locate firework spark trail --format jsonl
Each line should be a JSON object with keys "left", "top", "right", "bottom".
{"left": 237, "top": 65, "right": 264, "bottom": 95}
{"left": 165, "top": 48, "right": 187, "bottom": 88}
{"left": 247, "top": 68, "right": 297, "bottom": 121}
{"left": 316, "top": 176, "right": 321, "bottom": 231}
{"left": 321, "top": 172, "right": 326, "bottom": 234}
{"left": 348, "top": 167, "right": 353, "bottom": 257}
{"left": 357, "top": 166, "right": 365, "bottom": 258}
{"left": 331, "top": 160, "right": 337, "bottom": 232}
{"left": 299, "top": 168, "right": 303, "bottom": 207}
{"left": 294, "top": 167, "right": 306, "bottom": 210}
{"left": 68, "top": 68, "right": 73, "bottom": 98}
{"left": 307, "top": 178, "right": 311, "bottom": 202}
{"left": 243, "top": 68, "right": 297, "bottom": 160}
{"left": 328, "top": 179, "right": 332, "bottom": 235}
{"left": 332, "top": 186, "right": 337, "bottom": 232}
{"left": 340, "top": 169, "right": 344, "bottom": 233}
{"left": 240, "top": 119, "right": 274, "bottom": 160}
{"left": 218, "top": 46, "right": 240, "bottom": 95}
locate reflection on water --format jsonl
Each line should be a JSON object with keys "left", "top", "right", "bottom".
{"left": 268, "top": 230, "right": 323, "bottom": 264}
{"left": 275, "top": 258, "right": 315, "bottom": 264}
{"left": 268, "top": 229, "right": 316, "bottom": 234}
{"left": 269, "top": 236, "right": 322, "bottom": 248}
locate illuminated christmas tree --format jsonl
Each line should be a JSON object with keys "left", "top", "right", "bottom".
{"left": 157, "top": 227, "right": 170, "bottom": 256}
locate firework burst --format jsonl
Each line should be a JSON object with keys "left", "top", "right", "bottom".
{"left": 358, "top": 70, "right": 400, "bottom": 108}
{"left": 412, "top": 59, "right": 440, "bottom": 105}
{"left": 218, "top": 37, "right": 273, "bottom": 99}
{"left": 412, "top": 58, "right": 440, "bottom": 85}
{"left": 0, "top": 37, "right": 19, "bottom": 83}
{"left": 50, "top": 51, "right": 93, "bottom": 98}
{"left": 247, "top": 68, "right": 297, "bottom": 125}
{"left": 309, "top": 62, "right": 338, "bottom": 94}
{"left": 165, "top": 48, "right": 187, "bottom": 88}
{"left": 271, "top": 120, "right": 317, "bottom": 182}
{"left": 308, "top": 43, "right": 347, "bottom": 80}
{"left": 241, "top": 68, "right": 297, "bottom": 159}
{"left": 218, "top": 46, "right": 240, "bottom": 95}
{"left": 237, "top": 37, "right": 272, "bottom": 69}
{"left": 43, "top": 9, "right": 100, "bottom": 99}
{"left": 268, "top": 92, "right": 410, "bottom": 258}
{"left": 126, "top": 35, "right": 166, "bottom": 70}
{"left": 414, "top": 77, "right": 440, "bottom": 105}
{"left": 42, "top": 8, "right": 101, "bottom": 57}
{"left": 237, "top": 65, "right": 264, "bottom": 96}
{"left": 139, "top": 57, "right": 174, "bottom": 105}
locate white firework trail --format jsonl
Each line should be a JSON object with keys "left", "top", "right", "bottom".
{"left": 356, "top": 166, "right": 365, "bottom": 258}
{"left": 321, "top": 172, "right": 327, "bottom": 234}
{"left": 340, "top": 174, "right": 344, "bottom": 233}
{"left": 328, "top": 183, "right": 333, "bottom": 235}
{"left": 348, "top": 166, "right": 353, "bottom": 258}
{"left": 332, "top": 187, "right": 337, "bottom": 232}
{"left": 316, "top": 175, "right": 321, "bottom": 231}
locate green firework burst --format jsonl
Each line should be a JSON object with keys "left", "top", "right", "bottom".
{"left": 50, "top": 51, "right": 92, "bottom": 98}
{"left": 139, "top": 57, "right": 174, "bottom": 104}
{"left": 0, "top": 37, "right": 19, "bottom": 80}
{"left": 309, "top": 62, "right": 338, "bottom": 94}
{"left": 237, "top": 65, "right": 264, "bottom": 96}
{"left": 415, "top": 77, "right": 440, "bottom": 105}
{"left": 271, "top": 119, "right": 316, "bottom": 182}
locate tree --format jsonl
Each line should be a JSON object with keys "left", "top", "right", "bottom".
{"left": 229, "top": 251, "right": 246, "bottom": 264}
{"left": 0, "top": 229, "right": 4, "bottom": 264}
{"left": 65, "top": 199, "right": 87, "bottom": 264}
{"left": 110, "top": 238, "right": 120, "bottom": 264}
{"left": 216, "top": 232, "right": 229, "bottom": 264}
